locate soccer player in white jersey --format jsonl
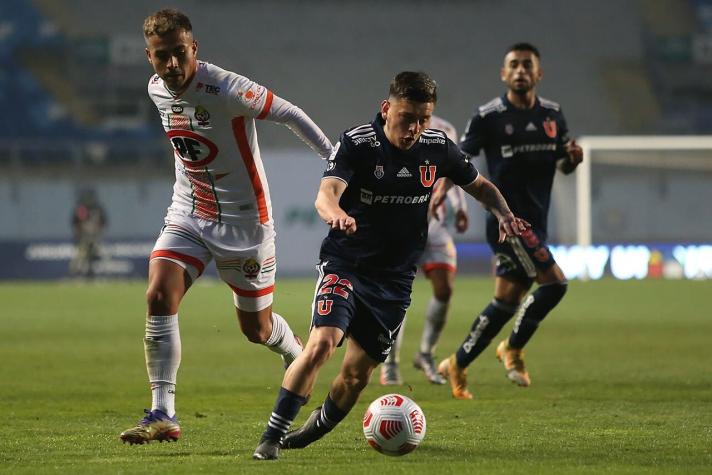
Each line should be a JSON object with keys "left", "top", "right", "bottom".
{"left": 119, "top": 9, "right": 333, "bottom": 445}
{"left": 380, "top": 116, "right": 469, "bottom": 385}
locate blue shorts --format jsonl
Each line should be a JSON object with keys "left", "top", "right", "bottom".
{"left": 486, "top": 218, "right": 556, "bottom": 285}
{"left": 310, "top": 258, "right": 413, "bottom": 362}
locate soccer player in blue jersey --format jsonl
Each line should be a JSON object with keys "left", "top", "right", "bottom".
{"left": 252, "top": 71, "right": 527, "bottom": 460}
{"left": 437, "top": 43, "right": 583, "bottom": 400}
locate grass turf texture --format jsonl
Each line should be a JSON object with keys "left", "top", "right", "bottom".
{"left": 0, "top": 277, "right": 710, "bottom": 474}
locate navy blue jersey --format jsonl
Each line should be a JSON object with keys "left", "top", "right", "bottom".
{"left": 460, "top": 95, "right": 570, "bottom": 236}
{"left": 320, "top": 113, "right": 479, "bottom": 274}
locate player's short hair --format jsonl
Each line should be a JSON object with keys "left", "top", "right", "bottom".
{"left": 143, "top": 9, "right": 193, "bottom": 38}
{"left": 389, "top": 71, "right": 437, "bottom": 104}
{"left": 507, "top": 42, "right": 540, "bottom": 59}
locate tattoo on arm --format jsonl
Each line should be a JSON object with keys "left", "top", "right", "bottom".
{"left": 463, "top": 178, "right": 511, "bottom": 219}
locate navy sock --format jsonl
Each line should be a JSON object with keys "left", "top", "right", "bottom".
{"left": 319, "top": 393, "right": 348, "bottom": 429}
{"left": 509, "top": 282, "right": 567, "bottom": 348}
{"left": 262, "top": 387, "right": 307, "bottom": 442}
{"left": 455, "top": 299, "right": 517, "bottom": 368}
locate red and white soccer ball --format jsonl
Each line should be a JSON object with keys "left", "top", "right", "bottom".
{"left": 362, "top": 394, "right": 426, "bottom": 456}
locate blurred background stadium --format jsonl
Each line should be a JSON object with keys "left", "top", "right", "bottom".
{"left": 1, "top": 0, "right": 711, "bottom": 280}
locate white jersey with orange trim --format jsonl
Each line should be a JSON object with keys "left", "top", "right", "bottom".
{"left": 148, "top": 61, "right": 333, "bottom": 226}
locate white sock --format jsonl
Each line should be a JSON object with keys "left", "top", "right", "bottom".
{"left": 265, "top": 312, "right": 302, "bottom": 367}
{"left": 420, "top": 297, "right": 448, "bottom": 355}
{"left": 384, "top": 316, "right": 407, "bottom": 365}
{"left": 145, "top": 314, "right": 181, "bottom": 417}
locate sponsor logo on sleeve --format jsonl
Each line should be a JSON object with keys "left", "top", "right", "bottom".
{"left": 239, "top": 85, "right": 266, "bottom": 111}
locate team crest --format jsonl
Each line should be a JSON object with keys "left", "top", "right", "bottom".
{"left": 374, "top": 165, "right": 384, "bottom": 179}
{"left": 419, "top": 165, "right": 437, "bottom": 187}
{"left": 505, "top": 124, "right": 514, "bottom": 135}
{"left": 543, "top": 118, "right": 557, "bottom": 138}
{"left": 242, "top": 257, "right": 261, "bottom": 279}
{"left": 194, "top": 105, "right": 211, "bottom": 126}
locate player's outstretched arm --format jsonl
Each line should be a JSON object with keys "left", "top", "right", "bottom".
{"left": 315, "top": 177, "right": 357, "bottom": 235}
{"left": 265, "top": 95, "right": 334, "bottom": 159}
{"left": 461, "top": 175, "right": 529, "bottom": 242}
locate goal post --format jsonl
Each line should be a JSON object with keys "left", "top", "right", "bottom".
{"left": 550, "top": 135, "right": 712, "bottom": 280}
{"left": 576, "top": 135, "right": 712, "bottom": 248}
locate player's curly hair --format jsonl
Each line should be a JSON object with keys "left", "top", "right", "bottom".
{"left": 143, "top": 9, "right": 192, "bottom": 38}
{"left": 389, "top": 71, "right": 437, "bottom": 103}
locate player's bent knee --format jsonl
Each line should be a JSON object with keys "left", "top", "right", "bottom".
{"left": 146, "top": 287, "right": 181, "bottom": 316}
{"left": 433, "top": 287, "right": 453, "bottom": 302}
{"left": 242, "top": 325, "right": 271, "bottom": 344}
{"left": 303, "top": 338, "right": 337, "bottom": 367}
{"left": 340, "top": 371, "right": 370, "bottom": 393}
{"left": 534, "top": 281, "right": 568, "bottom": 312}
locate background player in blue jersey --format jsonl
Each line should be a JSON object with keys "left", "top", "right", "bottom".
{"left": 253, "top": 72, "right": 527, "bottom": 460}
{"left": 437, "top": 43, "right": 583, "bottom": 400}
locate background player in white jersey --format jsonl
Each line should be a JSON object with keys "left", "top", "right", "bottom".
{"left": 120, "top": 9, "right": 333, "bottom": 445}
{"left": 380, "top": 116, "right": 469, "bottom": 385}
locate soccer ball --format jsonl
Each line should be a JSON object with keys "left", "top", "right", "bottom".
{"left": 362, "top": 393, "right": 426, "bottom": 456}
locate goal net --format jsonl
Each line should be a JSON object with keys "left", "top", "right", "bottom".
{"left": 548, "top": 136, "right": 712, "bottom": 280}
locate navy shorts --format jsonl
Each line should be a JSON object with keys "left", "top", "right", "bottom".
{"left": 310, "top": 259, "right": 413, "bottom": 362}
{"left": 486, "top": 218, "right": 556, "bottom": 285}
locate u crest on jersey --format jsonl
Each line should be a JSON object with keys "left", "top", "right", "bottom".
{"left": 317, "top": 299, "right": 333, "bottom": 315}
{"left": 419, "top": 165, "right": 437, "bottom": 187}
{"left": 543, "top": 118, "right": 557, "bottom": 138}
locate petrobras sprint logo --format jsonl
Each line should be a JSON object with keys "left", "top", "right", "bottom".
{"left": 359, "top": 188, "right": 430, "bottom": 205}
{"left": 501, "top": 143, "right": 557, "bottom": 158}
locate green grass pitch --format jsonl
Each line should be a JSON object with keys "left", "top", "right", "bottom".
{"left": 0, "top": 277, "right": 710, "bottom": 474}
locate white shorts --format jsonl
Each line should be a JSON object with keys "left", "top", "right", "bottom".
{"left": 418, "top": 220, "right": 457, "bottom": 274}
{"left": 151, "top": 211, "right": 276, "bottom": 312}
